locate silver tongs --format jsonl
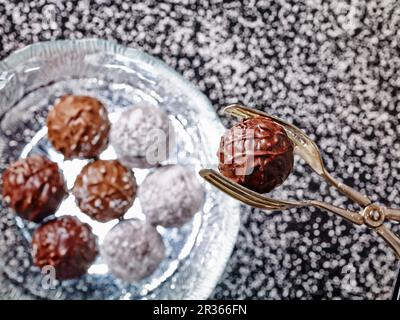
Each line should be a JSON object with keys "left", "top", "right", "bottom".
{"left": 199, "top": 104, "right": 400, "bottom": 258}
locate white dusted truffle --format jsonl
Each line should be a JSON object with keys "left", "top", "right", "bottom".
{"left": 139, "top": 165, "right": 205, "bottom": 228}
{"left": 102, "top": 219, "right": 165, "bottom": 282}
{"left": 110, "top": 104, "right": 172, "bottom": 168}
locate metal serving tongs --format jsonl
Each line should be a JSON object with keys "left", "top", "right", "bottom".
{"left": 199, "top": 104, "right": 400, "bottom": 258}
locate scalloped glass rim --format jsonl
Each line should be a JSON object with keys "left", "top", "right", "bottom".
{"left": 0, "top": 39, "right": 240, "bottom": 300}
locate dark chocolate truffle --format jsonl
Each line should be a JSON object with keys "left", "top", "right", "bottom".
{"left": 102, "top": 219, "right": 165, "bottom": 282}
{"left": 110, "top": 104, "right": 171, "bottom": 168}
{"left": 139, "top": 165, "right": 205, "bottom": 228}
{"left": 2, "top": 155, "right": 67, "bottom": 222}
{"left": 47, "top": 95, "right": 111, "bottom": 159}
{"left": 73, "top": 160, "right": 137, "bottom": 222}
{"left": 32, "top": 216, "right": 98, "bottom": 280}
{"left": 218, "top": 117, "right": 294, "bottom": 193}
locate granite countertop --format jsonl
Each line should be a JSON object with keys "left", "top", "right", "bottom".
{"left": 1, "top": 0, "right": 400, "bottom": 299}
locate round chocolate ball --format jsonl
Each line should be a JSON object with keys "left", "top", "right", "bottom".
{"left": 139, "top": 165, "right": 205, "bottom": 228}
{"left": 2, "top": 155, "right": 67, "bottom": 222}
{"left": 73, "top": 160, "right": 137, "bottom": 222}
{"left": 47, "top": 95, "right": 111, "bottom": 159}
{"left": 32, "top": 216, "right": 98, "bottom": 280}
{"left": 218, "top": 117, "right": 294, "bottom": 193}
{"left": 110, "top": 104, "right": 171, "bottom": 168}
{"left": 102, "top": 219, "right": 165, "bottom": 282}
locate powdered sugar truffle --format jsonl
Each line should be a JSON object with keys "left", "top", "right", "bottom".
{"left": 139, "top": 165, "right": 205, "bottom": 228}
{"left": 102, "top": 219, "right": 165, "bottom": 282}
{"left": 110, "top": 104, "right": 172, "bottom": 168}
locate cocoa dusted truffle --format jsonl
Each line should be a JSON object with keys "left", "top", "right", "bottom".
{"left": 110, "top": 104, "right": 172, "bottom": 168}
{"left": 47, "top": 95, "right": 111, "bottom": 159}
{"left": 218, "top": 117, "right": 294, "bottom": 193}
{"left": 139, "top": 165, "right": 205, "bottom": 228}
{"left": 2, "top": 155, "right": 66, "bottom": 222}
{"left": 73, "top": 160, "right": 137, "bottom": 222}
{"left": 32, "top": 216, "right": 98, "bottom": 280}
{"left": 102, "top": 219, "right": 165, "bottom": 282}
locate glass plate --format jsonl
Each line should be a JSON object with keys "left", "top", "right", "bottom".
{"left": 0, "top": 39, "right": 240, "bottom": 300}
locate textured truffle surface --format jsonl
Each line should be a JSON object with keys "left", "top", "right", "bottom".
{"left": 139, "top": 165, "right": 205, "bottom": 228}
{"left": 102, "top": 219, "right": 165, "bottom": 282}
{"left": 47, "top": 95, "right": 111, "bottom": 159}
{"left": 32, "top": 216, "right": 98, "bottom": 280}
{"left": 110, "top": 104, "right": 171, "bottom": 168}
{"left": 73, "top": 160, "right": 137, "bottom": 222}
{"left": 2, "top": 155, "right": 66, "bottom": 222}
{"left": 218, "top": 117, "right": 294, "bottom": 193}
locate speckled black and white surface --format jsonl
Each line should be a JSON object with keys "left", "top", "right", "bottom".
{"left": 1, "top": 0, "right": 400, "bottom": 299}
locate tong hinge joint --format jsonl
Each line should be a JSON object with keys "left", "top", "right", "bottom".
{"left": 362, "top": 204, "right": 385, "bottom": 228}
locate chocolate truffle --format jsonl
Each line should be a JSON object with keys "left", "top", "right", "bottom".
{"left": 73, "top": 160, "right": 137, "bottom": 222}
{"left": 102, "top": 219, "right": 165, "bottom": 282}
{"left": 110, "top": 104, "right": 171, "bottom": 168}
{"left": 139, "top": 165, "right": 205, "bottom": 228}
{"left": 218, "top": 117, "right": 294, "bottom": 193}
{"left": 2, "top": 155, "right": 66, "bottom": 222}
{"left": 47, "top": 95, "right": 111, "bottom": 159}
{"left": 32, "top": 216, "right": 98, "bottom": 280}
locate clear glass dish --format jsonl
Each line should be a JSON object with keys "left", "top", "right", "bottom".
{"left": 0, "top": 39, "right": 240, "bottom": 300}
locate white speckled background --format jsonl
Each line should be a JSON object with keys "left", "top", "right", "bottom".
{"left": 1, "top": 0, "right": 400, "bottom": 299}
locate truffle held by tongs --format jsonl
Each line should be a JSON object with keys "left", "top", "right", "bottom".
{"left": 200, "top": 104, "right": 400, "bottom": 258}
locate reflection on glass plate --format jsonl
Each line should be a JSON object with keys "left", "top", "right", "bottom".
{"left": 0, "top": 39, "right": 240, "bottom": 300}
